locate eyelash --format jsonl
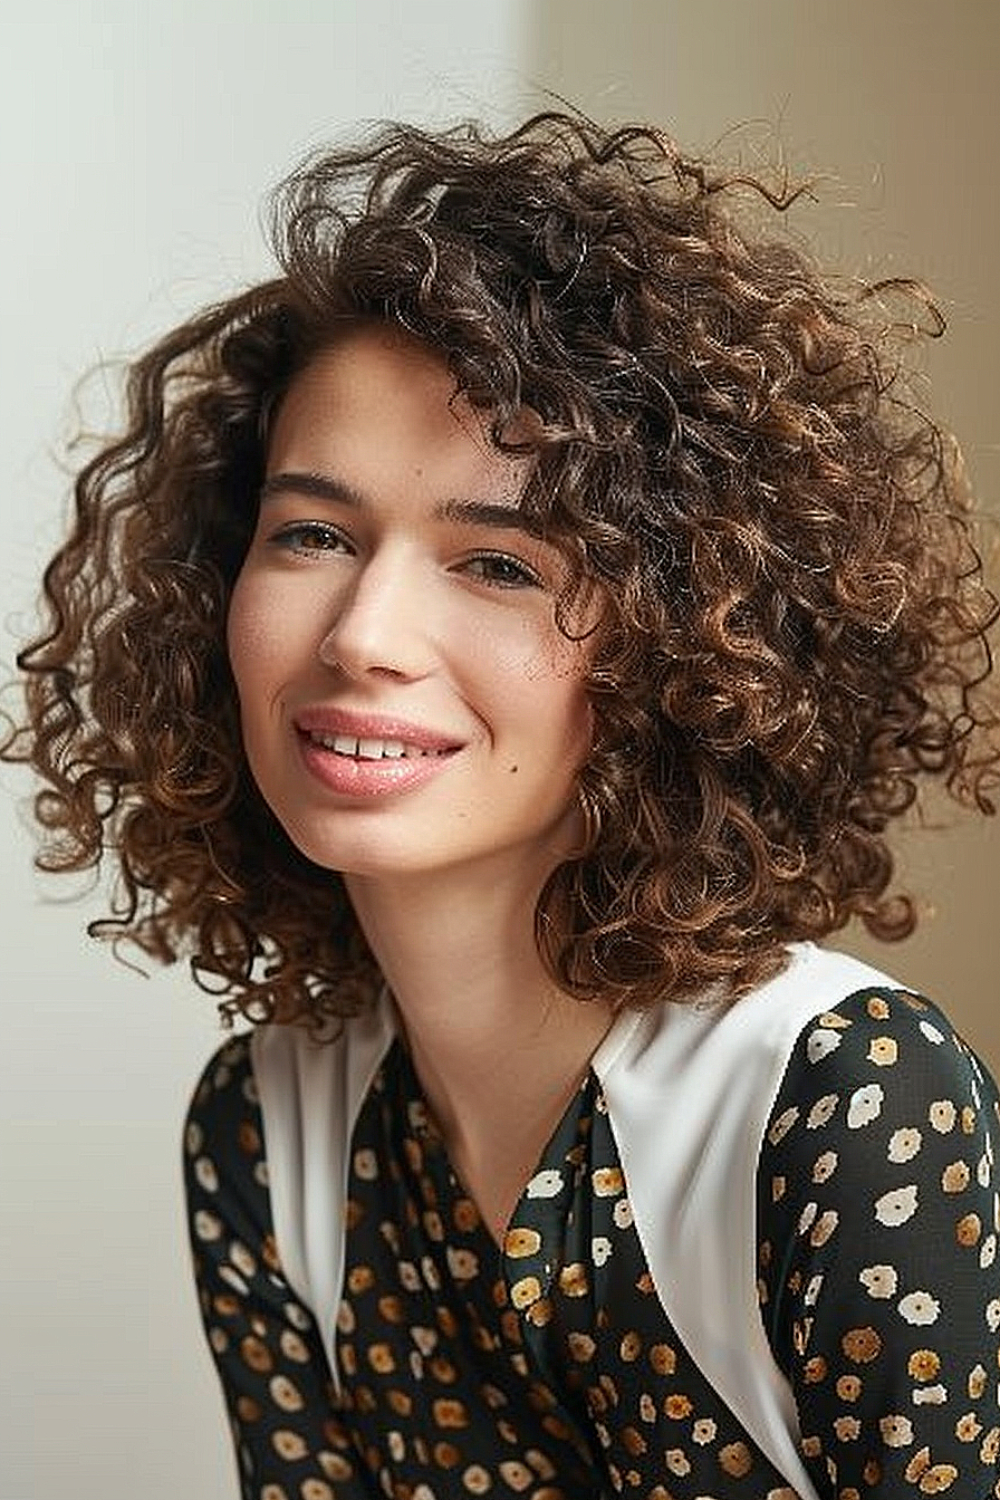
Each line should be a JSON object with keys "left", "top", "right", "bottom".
{"left": 266, "top": 525, "right": 542, "bottom": 590}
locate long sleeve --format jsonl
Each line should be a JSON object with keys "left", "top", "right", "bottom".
{"left": 183, "top": 1036, "right": 357, "bottom": 1500}
{"left": 757, "top": 987, "right": 1000, "bottom": 1497}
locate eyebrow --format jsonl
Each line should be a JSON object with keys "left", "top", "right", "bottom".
{"left": 260, "top": 470, "right": 544, "bottom": 536}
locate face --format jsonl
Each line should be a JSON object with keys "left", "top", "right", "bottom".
{"left": 227, "top": 323, "right": 595, "bottom": 895}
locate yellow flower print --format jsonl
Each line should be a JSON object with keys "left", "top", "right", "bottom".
{"left": 837, "top": 1374, "right": 863, "bottom": 1401}
{"left": 557, "top": 1263, "right": 588, "bottom": 1298}
{"left": 868, "top": 1036, "right": 899, "bottom": 1066}
{"left": 812, "top": 1150, "right": 838, "bottom": 1183}
{"left": 806, "top": 1093, "right": 839, "bottom": 1129}
{"left": 619, "top": 1330, "right": 642, "bottom": 1362}
{"left": 941, "top": 1159, "right": 971, "bottom": 1193}
{"left": 510, "top": 1275, "right": 542, "bottom": 1309}
{"left": 803, "top": 1355, "right": 827, "bottom": 1384}
{"left": 768, "top": 1106, "right": 799, "bottom": 1145}
{"left": 842, "top": 1326, "right": 882, "bottom": 1364}
{"left": 664, "top": 1393, "right": 693, "bottom": 1419}
{"left": 567, "top": 1331, "right": 596, "bottom": 1362}
{"left": 918, "top": 1466, "right": 958, "bottom": 1493}
{"left": 649, "top": 1343, "right": 677, "bottom": 1375}
{"left": 908, "top": 1349, "right": 941, "bottom": 1381}
{"left": 955, "top": 1411, "right": 982, "bottom": 1442}
{"left": 866, "top": 996, "right": 891, "bottom": 1020}
{"left": 718, "top": 1441, "right": 753, "bottom": 1477}
{"left": 980, "top": 1426, "right": 1000, "bottom": 1463}
{"left": 961, "top": 1105, "right": 977, "bottom": 1134}
{"left": 301, "top": 1482, "right": 334, "bottom": 1500}
{"left": 834, "top": 1415, "right": 861, "bottom": 1441}
{"left": 273, "top": 1429, "right": 308, "bottom": 1461}
{"left": 498, "top": 1460, "right": 533, "bottom": 1491}
{"left": 591, "top": 1165, "right": 624, "bottom": 1197}
{"left": 810, "top": 1208, "right": 839, "bottom": 1246}
{"left": 929, "top": 1099, "right": 957, "bottom": 1133}
{"left": 968, "top": 1363, "right": 988, "bottom": 1398}
{"left": 956, "top": 1212, "right": 982, "bottom": 1246}
{"left": 432, "top": 1398, "right": 469, "bottom": 1429}
{"left": 880, "top": 1413, "right": 914, "bottom": 1447}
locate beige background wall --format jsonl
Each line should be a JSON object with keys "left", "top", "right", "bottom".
{"left": 0, "top": 4, "right": 996, "bottom": 1498}
{"left": 528, "top": 0, "right": 999, "bottom": 1072}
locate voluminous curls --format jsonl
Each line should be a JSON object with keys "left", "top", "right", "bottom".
{"left": 4, "top": 113, "right": 998, "bottom": 1028}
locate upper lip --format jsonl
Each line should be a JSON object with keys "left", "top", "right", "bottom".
{"left": 294, "top": 706, "right": 465, "bottom": 753}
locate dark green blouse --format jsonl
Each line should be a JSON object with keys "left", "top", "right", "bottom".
{"left": 185, "top": 989, "right": 1000, "bottom": 1498}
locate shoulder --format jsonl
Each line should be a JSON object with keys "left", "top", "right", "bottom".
{"left": 182, "top": 1032, "right": 267, "bottom": 1209}
{"left": 766, "top": 983, "right": 998, "bottom": 1134}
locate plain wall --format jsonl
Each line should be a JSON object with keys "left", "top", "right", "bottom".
{"left": 1, "top": 4, "right": 996, "bottom": 1497}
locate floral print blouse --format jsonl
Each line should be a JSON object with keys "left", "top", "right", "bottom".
{"left": 185, "top": 986, "right": 1000, "bottom": 1498}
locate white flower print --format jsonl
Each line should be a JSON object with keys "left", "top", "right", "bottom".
{"left": 980, "top": 1232, "right": 996, "bottom": 1269}
{"left": 194, "top": 1156, "right": 219, "bottom": 1192}
{"left": 804, "top": 1274, "right": 824, "bottom": 1307}
{"left": 591, "top": 1236, "right": 613, "bottom": 1267}
{"left": 977, "top": 1153, "right": 992, "bottom": 1188}
{"left": 834, "top": 1415, "right": 861, "bottom": 1441}
{"left": 613, "top": 1198, "right": 634, "bottom": 1229}
{"left": 219, "top": 1265, "right": 249, "bottom": 1296}
{"left": 848, "top": 1083, "right": 884, "bottom": 1129}
{"left": 920, "top": 1020, "right": 946, "bottom": 1045}
{"left": 194, "top": 1209, "right": 223, "bottom": 1242}
{"left": 807, "top": 1093, "right": 839, "bottom": 1130}
{"left": 798, "top": 1201, "right": 819, "bottom": 1236}
{"left": 888, "top": 1127, "right": 922, "bottom": 1163}
{"left": 185, "top": 1121, "right": 204, "bottom": 1155}
{"left": 912, "top": 1384, "right": 947, "bottom": 1405}
{"left": 898, "top": 1290, "right": 941, "bottom": 1326}
{"left": 875, "top": 1183, "right": 919, "bottom": 1227}
{"left": 986, "top": 1299, "right": 1000, "bottom": 1333}
{"left": 353, "top": 1148, "right": 378, "bottom": 1181}
{"left": 526, "top": 1168, "right": 564, "bottom": 1198}
{"left": 692, "top": 1418, "right": 717, "bottom": 1445}
{"left": 859, "top": 1263, "right": 898, "bottom": 1299}
{"left": 807, "top": 1028, "right": 842, "bottom": 1063}
{"left": 929, "top": 1099, "right": 957, "bottom": 1133}
{"left": 665, "top": 1450, "right": 691, "bottom": 1476}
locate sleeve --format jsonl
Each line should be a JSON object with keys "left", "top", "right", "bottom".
{"left": 183, "top": 1035, "right": 356, "bottom": 1500}
{"left": 756, "top": 986, "right": 1000, "bottom": 1499}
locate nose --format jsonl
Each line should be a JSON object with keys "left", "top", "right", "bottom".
{"left": 317, "top": 545, "right": 431, "bottom": 681}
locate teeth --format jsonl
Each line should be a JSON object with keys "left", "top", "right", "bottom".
{"left": 310, "top": 731, "right": 439, "bottom": 760}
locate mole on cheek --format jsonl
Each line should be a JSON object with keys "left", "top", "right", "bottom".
{"left": 508, "top": 764, "right": 518, "bottom": 774}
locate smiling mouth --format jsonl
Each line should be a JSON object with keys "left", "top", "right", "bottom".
{"left": 304, "top": 731, "right": 452, "bottom": 761}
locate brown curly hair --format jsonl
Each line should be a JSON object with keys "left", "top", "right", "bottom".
{"left": 4, "top": 112, "right": 998, "bottom": 1029}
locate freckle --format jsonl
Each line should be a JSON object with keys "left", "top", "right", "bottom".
{"left": 509, "top": 764, "right": 518, "bottom": 774}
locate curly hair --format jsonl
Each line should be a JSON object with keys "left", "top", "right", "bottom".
{"left": 4, "top": 112, "right": 998, "bottom": 1029}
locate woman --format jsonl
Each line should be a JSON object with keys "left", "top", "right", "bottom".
{"left": 6, "top": 115, "right": 999, "bottom": 1498}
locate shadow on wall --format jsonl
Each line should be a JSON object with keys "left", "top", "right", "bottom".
{"left": 521, "top": 0, "right": 1000, "bottom": 1070}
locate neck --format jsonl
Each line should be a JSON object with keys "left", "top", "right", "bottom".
{"left": 345, "top": 865, "right": 615, "bottom": 1241}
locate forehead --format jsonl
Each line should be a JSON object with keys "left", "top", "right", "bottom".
{"left": 266, "top": 325, "right": 551, "bottom": 524}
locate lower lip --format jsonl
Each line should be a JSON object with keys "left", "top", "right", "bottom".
{"left": 297, "top": 734, "right": 457, "bottom": 799}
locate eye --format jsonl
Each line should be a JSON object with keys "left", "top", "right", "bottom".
{"left": 267, "top": 521, "right": 352, "bottom": 556}
{"left": 460, "top": 552, "right": 542, "bottom": 589}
